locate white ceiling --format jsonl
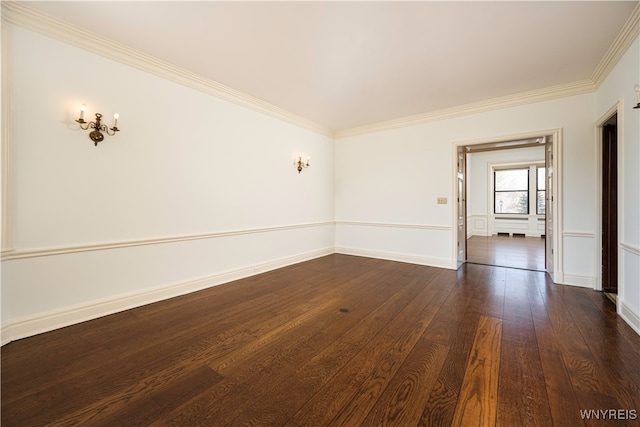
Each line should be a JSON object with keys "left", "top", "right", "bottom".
{"left": 22, "top": 1, "right": 639, "bottom": 133}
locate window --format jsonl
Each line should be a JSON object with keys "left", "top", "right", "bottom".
{"left": 493, "top": 165, "right": 546, "bottom": 215}
{"left": 494, "top": 168, "right": 529, "bottom": 214}
{"left": 537, "top": 167, "right": 546, "bottom": 215}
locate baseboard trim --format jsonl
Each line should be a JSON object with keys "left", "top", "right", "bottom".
{"left": 561, "top": 274, "right": 596, "bottom": 289}
{"left": 0, "top": 247, "right": 334, "bottom": 346}
{"left": 619, "top": 299, "right": 640, "bottom": 335}
{"left": 335, "top": 246, "right": 457, "bottom": 270}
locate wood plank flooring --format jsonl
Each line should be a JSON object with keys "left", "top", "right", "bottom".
{"left": 2, "top": 254, "right": 639, "bottom": 426}
{"left": 467, "top": 235, "right": 546, "bottom": 271}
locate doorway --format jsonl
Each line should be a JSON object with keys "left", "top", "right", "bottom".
{"left": 466, "top": 148, "right": 546, "bottom": 271}
{"left": 601, "top": 113, "right": 618, "bottom": 295}
{"left": 454, "top": 130, "right": 561, "bottom": 281}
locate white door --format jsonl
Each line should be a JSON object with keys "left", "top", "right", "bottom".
{"left": 457, "top": 149, "right": 467, "bottom": 267}
{"left": 545, "top": 142, "right": 554, "bottom": 275}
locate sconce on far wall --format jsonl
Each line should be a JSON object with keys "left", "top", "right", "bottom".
{"left": 294, "top": 154, "right": 310, "bottom": 173}
{"left": 76, "top": 104, "right": 121, "bottom": 146}
{"left": 634, "top": 85, "right": 640, "bottom": 109}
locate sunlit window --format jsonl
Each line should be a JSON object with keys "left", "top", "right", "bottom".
{"left": 493, "top": 166, "right": 546, "bottom": 215}
{"left": 537, "top": 167, "right": 546, "bottom": 215}
{"left": 494, "top": 168, "right": 529, "bottom": 214}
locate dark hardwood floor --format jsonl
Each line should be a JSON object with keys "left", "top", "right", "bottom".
{"left": 2, "top": 254, "right": 639, "bottom": 426}
{"left": 467, "top": 235, "right": 546, "bottom": 271}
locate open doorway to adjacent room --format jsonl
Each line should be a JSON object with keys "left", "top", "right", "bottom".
{"left": 455, "top": 132, "right": 558, "bottom": 275}
{"left": 597, "top": 109, "right": 619, "bottom": 300}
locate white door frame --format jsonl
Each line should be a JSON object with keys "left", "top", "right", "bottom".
{"left": 452, "top": 128, "right": 564, "bottom": 283}
{"left": 594, "top": 100, "right": 623, "bottom": 293}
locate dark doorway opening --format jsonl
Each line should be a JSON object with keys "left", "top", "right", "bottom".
{"left": 601, "top": 113, "right": 618, "bottom": 295}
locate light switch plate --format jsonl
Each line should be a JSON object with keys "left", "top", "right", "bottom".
{"left": 437, "top": 197, "right": 447, "bottom": 204}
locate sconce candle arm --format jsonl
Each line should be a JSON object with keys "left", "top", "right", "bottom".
{"left": 75, "top": 117, "right": 89, "bottom": 129}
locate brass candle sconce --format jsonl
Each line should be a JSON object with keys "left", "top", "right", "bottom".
{"left": 76, "top": 104, "right": 120, "bottom": 146}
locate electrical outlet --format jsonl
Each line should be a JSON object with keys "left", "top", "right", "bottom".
{"left": 437, "top": 197, "right": 447, "bottom": 204}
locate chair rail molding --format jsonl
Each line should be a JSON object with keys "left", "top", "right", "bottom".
{"left": 1, "top": 221, "right": 335, "bottom": 261}
{"left": 335, "top": 220, "right": 452, "bottom": 231}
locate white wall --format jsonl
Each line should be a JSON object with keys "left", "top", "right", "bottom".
{"left": 334, "top": 36, "right": 640, "bottom": 333}
{"left": 467, "top": 147, "right": 545, "bottom": 237}
{"left": 3, "top": 20, "right": 639, "bottom": 343}
{"left": 1, "top": 26, "right": 335, "bottom": 343}
{"left": 335, "top": 93, "right": 595, "bottom": 279}
{"left": 595, "top": 36, "right": 640, "bottom": 333}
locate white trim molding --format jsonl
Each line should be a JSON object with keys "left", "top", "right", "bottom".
{"left": 594, "top": 100, "right": 623, "bottom": 292}
{"left": 621, "top": 242, "right": 640, "bottom": 257}
{"left": 468, "top": 214, "right": 488, "bottom": 237}
{"left": 591, "top": 3, "right": 640, "bottom": 88}
{"left": 334, "top": 246, "right": 456, "bottom": 270}
{"left": 334, "top": 222, "right": 456, "bottom": 270}
{"left": 561, "top": 274, "right": 596, "bottom": 289}
{"left": 1, "top": 2, "right": 334, "bottom": 138}
{"left": 336, "top": 3, "right": 640, "bottom": 139}
{"left": 562, "top": 232, "right": 596, "bottom": 239}
{"left": 619, "top": 299, "right": 640, "bottom": 335}
{"left": 3, "top": 2, "right": 638, "bottom": 141}
{"left": 336, "top": 81, "right": 594, "bottom": 139}
{"left": 561, "top": 232, "right": 596, "bottom": 289}
{"left": 0, "top": 221, "right": 335, "bottom": 261}
{"left": 335, "top": 220, "right": 452, "bottom": 231}
{"left": 0, "top": 246, "right": 334, "bottom": 345}
{"left": 453, "top": 128, "right": 564, "bottom": 283}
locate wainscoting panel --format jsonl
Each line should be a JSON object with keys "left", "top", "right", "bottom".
{"left": 468, "top": 215, "right": 545, "bottom": 237}
{"left": 1, "top": 223, "right": 334, "bottom": 345}
{"left": 561, "top": 232, "right": 596, "bottom": 288}
{"left": 491, "top": 215, "right": 545, "bottom": 237}
{"left": 620, "top": 243, "right": 640, "bottom": 334}
{"left": 469, "top": 214, "right": 489, "bottom": 237}
{"left": 334, "top": 221, "right": 455, "bottom": 269}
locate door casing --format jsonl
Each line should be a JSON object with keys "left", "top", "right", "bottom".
{"left": 452, "top": 129, "right": 563, "bottom": 283}
{"left": 595, "top": 102, "right": 622, "bottom": 294}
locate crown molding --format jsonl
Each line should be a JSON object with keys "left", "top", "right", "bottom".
{"left": 3, "top": 1, "right": 637, "bottom": 142}
{"left": 335, "top": 80, "right": 595, "bottom": 139}
{"left": 1, "top": 2, "right": 334, "bottom": 138}
{"left": 335, "top": 3, "right": 639, "bottom": 139}
{"left": 591, "top": 2, "right": 640, "bottom": 88}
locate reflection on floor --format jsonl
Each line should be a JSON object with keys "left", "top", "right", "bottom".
{"left": 467, "top": 235, "right": 545, "bottom": 271}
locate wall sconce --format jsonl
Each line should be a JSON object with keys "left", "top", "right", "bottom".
{"left": 294, "top": 155, "right": 310, "bottom": 173}
{"left": 634, "top": 85, "right": 640, "bottom": 109}
{"left": 75, "top": 104, "right": 120, "bottom": 146}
